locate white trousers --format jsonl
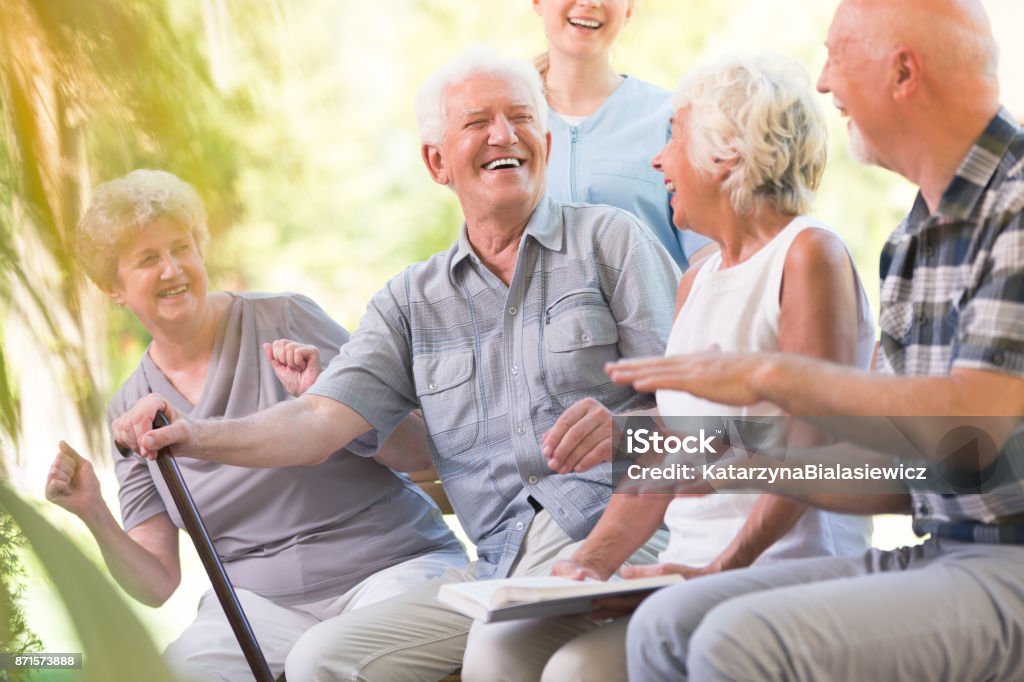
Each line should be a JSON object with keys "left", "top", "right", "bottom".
{"left": 163, "top": 549, "right": 467, "bottom": 681}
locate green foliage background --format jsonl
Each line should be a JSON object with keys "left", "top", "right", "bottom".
{"left": 1, "top": 0, "right": 915, "bottom": 460}
{"left": 5, "top": 0, "right": 1021, "bottom": 665}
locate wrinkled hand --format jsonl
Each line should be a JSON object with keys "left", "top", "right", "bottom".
{"left": 45, "top": 441, "right": 103, "bottom": 519}
{"left": 263, "top": 339, "right": 321, "bottom": 396}
{"left": 542, "top": 398, "right": 613, "bottom": 474}
{"left": 591, "top": 563, "right": 706, "bottom": 620}
{"left": 606, "top": 350, "right": 775, "bottom": 407}
{"left": 621, "top": 561, "right": 716, "bottom": 580}
{"left": 551, "top": 558, "right": 606, "bottom": 581}
{"left": 110, "top": 393, "right": 189, "bottom": 460}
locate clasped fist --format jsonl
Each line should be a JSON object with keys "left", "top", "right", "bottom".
{"left": 263, "top": 339, "right": 321, "bottom": 396}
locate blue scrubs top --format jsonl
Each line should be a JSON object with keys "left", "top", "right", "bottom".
{"left": 546, "top": 76, "right": 710, "bottom": 268}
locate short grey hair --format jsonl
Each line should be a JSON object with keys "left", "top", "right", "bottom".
{"left": 77, "top": 169, "right": 209, "bottom": 290}
{"left": 415, "top": 46, "right": 548, "bottom": 145}
{"left": 672, "top": 53, "right": 828, "bottom": 216}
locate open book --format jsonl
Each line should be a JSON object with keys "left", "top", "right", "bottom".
{"left": 437, "top": 574, "right": 683, "bottom": 623}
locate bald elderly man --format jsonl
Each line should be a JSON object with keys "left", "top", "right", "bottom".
{"left": 613, "top": 1, "right": 1024, "bottom": 680}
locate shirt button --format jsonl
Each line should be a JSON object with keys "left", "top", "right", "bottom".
{"left": 580, "top": 333, "right": 591, "bottom": 343}
{"left": 428, "top": 382, "right": 437, "bottom": 390}
{"left": 916, "top": 313, "right": 929, "bottom": 327}
{"left": 516, "top": 426, "right": 526, "bottom": 435}
{"left": 508, "top": 306, "right": 517, "bottom": 316}
{"left": 918, "top": 503, "right": 930, "bottom": 515}
{"left": 511, "top": 364, "right": 520, "bottom": 375}
{"left": 528, "top": 475, "right": 538, "bottom": 485}
{"left": 515, "top": 521, "right": 525, "bottom": 530}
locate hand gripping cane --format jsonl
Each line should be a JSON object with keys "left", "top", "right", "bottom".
{"left": 117, "top": 412, "right": 275, "bottom": 682}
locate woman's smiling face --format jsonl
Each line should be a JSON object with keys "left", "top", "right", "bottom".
{"left": 533, "top": 0, "right": 633, "bottom": 60}
{"left": 108, "top": 216, "right": 209, "bottom": 332}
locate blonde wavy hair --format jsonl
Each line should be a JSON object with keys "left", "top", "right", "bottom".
{"left": 673, "top": 53, "right": 828, "bottom": 216}
{"left": 76, "top": 169, "right": 209, "bottom": 290}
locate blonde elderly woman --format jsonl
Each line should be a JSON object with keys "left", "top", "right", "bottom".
{"left": 527, "top": 53, "right": 875, "bottom": 681}
{"left": 44, "top": 169, "right": 466, "bottom": 681}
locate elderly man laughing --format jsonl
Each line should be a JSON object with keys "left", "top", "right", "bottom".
{"left": 609, "top": 1, "right": 1024, "bottom": 680}
{"left": 113, "top": 46, "right": 679, "bottom": 680}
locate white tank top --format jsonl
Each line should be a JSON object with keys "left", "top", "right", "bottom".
{"left": 658, "top": 216, "right": 874, "bottom": 567}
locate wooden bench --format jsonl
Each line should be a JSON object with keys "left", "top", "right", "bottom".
{"left": 409, "top": 466, "right": 454, "bottom": 515}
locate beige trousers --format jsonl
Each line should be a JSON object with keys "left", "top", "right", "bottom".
{"left": 284, "top": 510, "right": 667, "bottom": 681}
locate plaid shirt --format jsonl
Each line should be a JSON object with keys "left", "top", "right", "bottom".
{"left": 310, "top": 196, "right": 679, "bottom": 577}
{"left": 877, "top": 108, "right": 1024, "bottom": 538}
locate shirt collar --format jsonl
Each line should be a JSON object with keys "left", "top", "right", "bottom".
{"left": 447, "top": 195, "right": 564, "bottom": 279}
{"left": 546, "top": 76, "right": 637, "bottom": 134}
{"left": 928, "top": 107, "right": 1019, "bottom": 224}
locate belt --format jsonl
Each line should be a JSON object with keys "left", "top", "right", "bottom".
{"left": 914, "top": 518, "right": 1024, "bottom": 544}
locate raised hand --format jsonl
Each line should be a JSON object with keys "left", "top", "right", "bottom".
{"left": 263, "top": 339, "right": 321, "bottom": 396}
{"left": 541, "top": 397, "right": 613, "bottom": 474}
{"left": 44, "top": 441, "right": 103, "bottom": 519}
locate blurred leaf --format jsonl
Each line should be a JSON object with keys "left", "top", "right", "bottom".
{"left": 0, "top": 485, "right": 177, "bottom": 682}
{"left": 0, "top": 0, "right": 245, "bottom": 460}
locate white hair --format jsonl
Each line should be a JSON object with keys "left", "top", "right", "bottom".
{"left": 672, "top": 53, "right": 828, "bottom": 216}
{"left": 77, "top": 169, "right": 209, "bottom": 290}
{"left": 415, "top": 46, "right": 548, "bottom": 145}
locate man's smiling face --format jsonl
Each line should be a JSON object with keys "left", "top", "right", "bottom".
{"left": 427, "top": 72, "right": 550, "bottom": 222}
{"left": 817, "top": 0, "right": 897, "bottom": 168}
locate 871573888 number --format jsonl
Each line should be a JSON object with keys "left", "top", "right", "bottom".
{"left": 0, "top": 653, "right": 82, "bottom": 669}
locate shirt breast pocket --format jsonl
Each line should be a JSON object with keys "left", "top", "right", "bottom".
{"left": 542, "top": 290, "right": 620, "bottom": 401}
{"left": 414, "top": 349, "right": 479, "bottom": 456}
{"left": 877, "top": 270, "right": 914, "bottom": 353}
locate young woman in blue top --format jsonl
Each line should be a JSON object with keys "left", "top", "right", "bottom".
{"left": 532, "top": 0, "right": 710, "bottom": 267}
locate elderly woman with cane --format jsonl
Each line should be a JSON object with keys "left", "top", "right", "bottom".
{"left": 44, "top": 169, "right": 465, "bottom": 680}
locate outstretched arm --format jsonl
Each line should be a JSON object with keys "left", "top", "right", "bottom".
{"left": 111, "top": 392, "right": 372, "bottom": 466}
{"left": 608, "top": 229, "right": 1024, "bottom": 465}
{"left": 608, "top": 356, "right": 1022, "bottom": 465}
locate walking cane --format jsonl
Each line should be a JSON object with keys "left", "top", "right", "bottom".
{"left": 117, "top": 412, "right": 276, "bottom": 682}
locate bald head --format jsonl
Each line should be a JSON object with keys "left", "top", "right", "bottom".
{"left": 836, "top": 0, "right": 998, "bottom": 81}
{"left": 822, "top": 0, "right": 1003, "bottom": 202}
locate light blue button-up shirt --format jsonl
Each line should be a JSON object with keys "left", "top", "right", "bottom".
{"left": 310, "top": 196, "right": 679, "bottom": 577}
